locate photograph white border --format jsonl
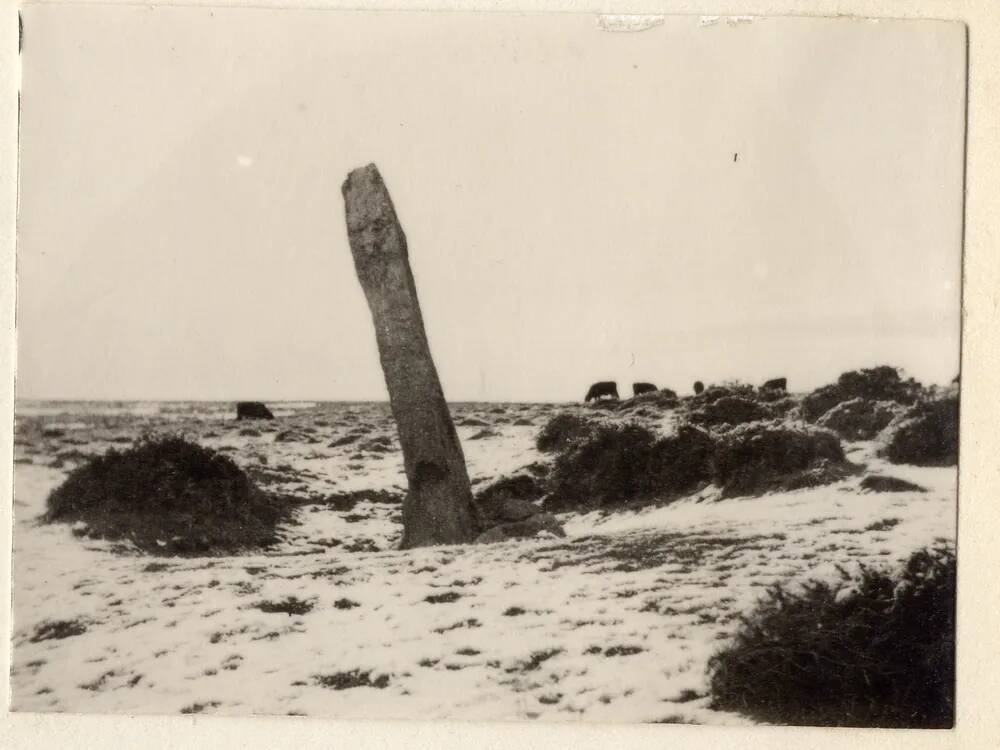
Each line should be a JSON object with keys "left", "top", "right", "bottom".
{"left": 2, "top": 1, "right": 997, "bottom": 748}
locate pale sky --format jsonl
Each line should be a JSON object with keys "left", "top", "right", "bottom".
{"left": 15, "top": 9, "right": 966, "bottom": 402}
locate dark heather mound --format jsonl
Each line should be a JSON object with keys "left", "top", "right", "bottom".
{"left": 688, "top": 396, "right": 772, "bottom": 428}
{"left": 544, "top": 423, "right": 715, "bottom": 512}
{"left": 817, "top": 398, "right": 900, "bottom": 441}
{"left": 880, "top": 396, "right": 959, "bottom": 467}
{"left": 860, "top": 475, "right": 926, "bottom": 493}
{"left": 44, "top": 436, "right": 291, "bottom": 555}
{"left": 711, "top": 421, "right": 851, "bottom": 497}
{"left": 619, "top": 390, "right": 680, "bottom": 412}
{"left": 691, "top": 383, "right": 756, "bottom": 405}
{"left": 708, "top": 546, "right": 955, "bottom": 728}
{"left": 801, "top": 366, "right": 923, "bottom": 422}
{"left": 536, "top": 413, "right": 598, "bottom": 453}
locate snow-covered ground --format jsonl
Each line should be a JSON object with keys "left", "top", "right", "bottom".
{"left": 9, "top": 401, "right": 956, "bottom": 722}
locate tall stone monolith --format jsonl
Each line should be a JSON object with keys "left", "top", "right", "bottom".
{"left": 342, "top": 163, "right": 477, "bottom": 549}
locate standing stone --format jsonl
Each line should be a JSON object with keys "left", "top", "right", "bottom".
{"left": 342, "top": 164, "right": 477, "bottom": 548}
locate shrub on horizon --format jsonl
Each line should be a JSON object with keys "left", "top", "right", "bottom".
{"left": 535, "top": 413, "right": 598, "bottom": 453}
{"left": 688, "top": 395, "right": 772, "bottom": 428}
{"left": 711, "top": 420, "right": 850, "bottom": 497}
{"left": 817, "top": 398, "right": 901, "bottom": 441}
{"left": 544, "top": 422, "right": 715, "bottom": 512}
{"left": 881, "top": 395, "right": 959, "bottom": 467}
{"left": 801, "top": 366, "right": 923, "bottom": 422}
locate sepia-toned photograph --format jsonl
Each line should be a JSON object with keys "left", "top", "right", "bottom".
{"left": 10, "top": 7, "right": 964, "bottom": 727}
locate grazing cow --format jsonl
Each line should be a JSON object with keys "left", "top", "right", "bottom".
{"left": 693, "top": 381, "right": 705, "bottom": 395}
{"left": 762, "top": 377, "right": 787, "bottom": 392}
{"left": 632, "top": 382, "right": 657, "bottom": 397}
{"left": 236, "top": 401, "right": 275, "bottom": 420}
{"left": 585, "top": 381, "right": 620, "bottom": 402}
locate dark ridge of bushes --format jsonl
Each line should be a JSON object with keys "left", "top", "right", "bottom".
{"left": 692, "top": 382, "right": 756, "bottom": 405}
{"left": 43, "top": 436, "right": 292, "bottom": 555}
{"left": 647, "top": 424, "right": 717, "bottom": 493}
{"left": 688, "top": 396, "right": 772, "bottom": 428}
{"left": 881, "top": 396, "right": 959, "bottom": 467}
{"left": 708, "top": 546, "right": 955, "bottom": 728}
{"left": 712, "top": 421, "right": 852, "bottom": 498}
{"left": 536, "top": 413, "right": 598, "bottom": 453}
{"left": 620, "top": 390, "right": 680, "bottom": 411}
{"left": 817, "top": 398, "right": 900, "bottom": 441}
{"left": 544, "top": 423, "right": 715, "bottom": 512}
{"left": 802, "top": 366, "right": 923, "bottom": 422}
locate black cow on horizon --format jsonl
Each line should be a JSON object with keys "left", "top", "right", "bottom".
{"left": 585, "top": 381, "right": 620, "bottom": 402}
{"left": 761, "top": 377, "right": 788, "bottom": 392}
{"left": 632, "top": 382, "right": 657, "bottom": 397}
{"left": 236, "top": 401, "right": 275, "bottom": 420}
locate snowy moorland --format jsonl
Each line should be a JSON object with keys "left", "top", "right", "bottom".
{"left": 9, "top": 398, "right": 956, "bottom": 722}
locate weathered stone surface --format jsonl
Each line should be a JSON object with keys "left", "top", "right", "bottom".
{"left": 342, "top": 164, "right": 477, "bottom": 548}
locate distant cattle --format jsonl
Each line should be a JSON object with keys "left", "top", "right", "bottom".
{"left": 762, "top": 377, "right": 787, "bottom": 392}
{"left": 237, "top": 401, "right": 275, "bottom": 420}
{"left": 632, "top": 382, "right": 657, "bottom": 397}
{"left": 659, "top": 388, "right": 678, "bottom": 400}
{"left": 585, "top": 381, "right": 620, "bottom": 402}
{"left": 693, "top": 381, "right": 705, "bottom": 395}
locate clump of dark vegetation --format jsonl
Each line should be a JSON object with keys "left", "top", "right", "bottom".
{"left": 712, "top": 421, "right": 852, "bottom": 497}
{"left": 358, "top": 435, "right": 395, "bottom": 453}
{"left": 708, "top": 546, "right": 955, "bottom": 728}
{"left": 536, "top": 413, "right": 597, "bottom": 453}
{"left": 314, "top": 670, "right": 390, "bottom": 690}
{"left": 43, "top": 436, "right": 291, "bottom": 555}
{"left": 817, "top": 398, "right": 900, "bottom": 441}
{"left": 619, "top": 389, "right": 680, "bottom": 412}
{"left": 255, "top": 596, "right": 314, "bottom": 616}
{"left": 860, "top": 475, "right": 926, "bottom": 493}
{"left": 29, "top": 618, "right": 88, "bottom": 643}
{"left": 802, "top": 366, "right": 923, "bottom": 422}
{"left": 320, "top": 489, "right": 403, "bottom": 511}
{"left": 691, "top": 382, "right": 756, "bottom": 405}
{"left": 469, "top": 427, "right": 501, "bottom": 440}
{"left": 476, "top": 472, "right": 546, "bottom": 507}
{"left": 688, "top": 396, "right": 772, "bottom": 428}
{"left": 425, "top": 591, "right": 462, "bottom": 604}
{"left": 881, "top": 395, "right": 959, "bottom": 467}
{"left": 544, "top": 423, "right": 715, "bottom": 511}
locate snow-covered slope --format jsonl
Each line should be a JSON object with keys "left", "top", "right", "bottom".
{"left": 9, "top": 402, "right": 956, "bottom": 722}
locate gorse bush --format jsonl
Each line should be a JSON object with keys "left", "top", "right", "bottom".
{"left": 45, "top": 435, "right": 291, "bottom": 555}
{"left": 535, "top": 413, "right": 597, "bottom": 453}
{"left": 689, "top": 396, "right": 772, "bottom": 428}
{"left": 545, "top": 423, "right": 659, "bottom": 510}
{"left": 802, "top": 366, "right": 924, "bottom": 422}
{"left": 708, "top": 546, "right": 955, "bottom": 728}
{"left": 692, "top": 382, "right": 756, "bottom": 405}
{"left": 712, "top": 421, "right": 850, "bottom": 497}
{"left": 544, "top": 422, "right": 715, "bottom": 511}
{"left": 881, "top": 395, "right": 959, "bottom": 467}
{"left": 817, "top": 398, "right": 900, "bottom": 441}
